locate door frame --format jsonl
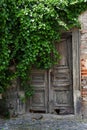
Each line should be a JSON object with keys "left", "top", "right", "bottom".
{"left": 48, "top": 28, "right": 81, "bottom": 115}
{"left": 29, "top": 28, "right": 81, "bottom": 116}
{"left": 72, "top": 28, "right": 81, "bottom": 116}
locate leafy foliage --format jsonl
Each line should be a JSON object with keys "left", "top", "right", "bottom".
{"left": 0, "top": 0, "right": 87, "bottom": 95}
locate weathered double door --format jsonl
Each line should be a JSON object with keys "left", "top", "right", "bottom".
{"left": 29, "top": 36, "right": 74, "bottom": 114}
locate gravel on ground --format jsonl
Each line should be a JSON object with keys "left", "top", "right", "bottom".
{"left": 0, "top": 113, "right": 87, "bottom": 130}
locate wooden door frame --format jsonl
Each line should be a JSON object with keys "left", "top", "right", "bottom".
{"left": 48, "top": 29, "right": 81, "bottom": 115}
{"left": 28, "top": 29, "right": 81, "bottom": 116}
{"left": 72, "top": 28, "right": 81, "bottom": 116}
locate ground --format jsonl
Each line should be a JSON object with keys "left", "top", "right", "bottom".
{"left": 0, "top": 114, "right": 87, "bottom": 130}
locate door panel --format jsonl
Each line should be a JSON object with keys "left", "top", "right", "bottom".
{"left": 50, "top": 37, "right": 73, "bottom": 114}
{"left": 29, "top": 70, "right": 48, "bottom": 112}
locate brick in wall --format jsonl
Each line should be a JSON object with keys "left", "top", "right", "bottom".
{"left": 79, "top": 11, "right": 87, "bottom": 117}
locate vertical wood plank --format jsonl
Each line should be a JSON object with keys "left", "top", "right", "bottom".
{"left": 72, "top": 28, "right": 81, "bottom": 115}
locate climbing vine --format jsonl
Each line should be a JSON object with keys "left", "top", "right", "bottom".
{"left": 0, "top": 0, "right": 87, "bottom": 95}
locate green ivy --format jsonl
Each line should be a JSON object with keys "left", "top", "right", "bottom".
{"left": 0, "top": 0, "right": 87, "bottom": 95}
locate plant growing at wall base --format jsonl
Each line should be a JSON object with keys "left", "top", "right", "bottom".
{"left": 0, "top": 0, "right": 87, "bottom": 96}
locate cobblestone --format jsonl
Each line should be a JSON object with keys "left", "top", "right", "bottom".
{"left": 0, "top": 114, "right": 87, "bottom": 130}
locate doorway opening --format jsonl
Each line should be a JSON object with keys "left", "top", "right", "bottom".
{"left": 29, "top": 30, "right": 80, "bottom": 116}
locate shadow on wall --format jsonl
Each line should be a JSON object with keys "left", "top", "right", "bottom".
{"left": 0, "top": 99, "right": 9, "bottom": 118}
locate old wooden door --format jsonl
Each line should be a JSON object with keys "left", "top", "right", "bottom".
{"left": 29, "top": 35, "right": 74, "bottom": 114}
{"left": 49, "top": 36, "right": 74, "bottom": 114}
{"left": 29, "top": 70, "right": 48, "bottom": 113}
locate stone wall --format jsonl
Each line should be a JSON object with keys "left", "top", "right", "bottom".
{"left": 79, "top": 11, "right": 87, "bottom": 117}
{"left": 6, "top": 78, "right": 26, "bottom": 117}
